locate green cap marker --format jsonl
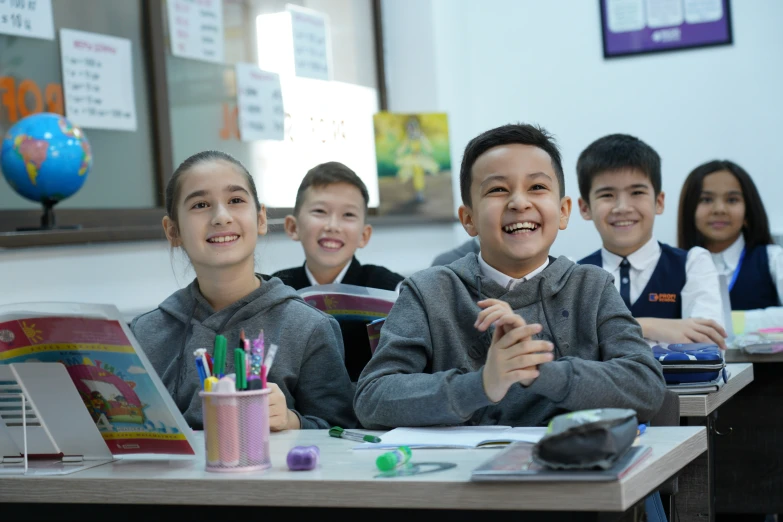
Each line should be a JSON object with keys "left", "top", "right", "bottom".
{"left": 376, "top": 446, "right": 412, "bottom": 472}
{"left": 328, "top": 426, "right": 381, "bottom": 443}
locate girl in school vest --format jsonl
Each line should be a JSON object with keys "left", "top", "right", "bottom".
{"left": 678, "top": 160, "right": 783, "bottom": 330}
{"left": 131, "top": 150, "right": 356, "bottom": 431}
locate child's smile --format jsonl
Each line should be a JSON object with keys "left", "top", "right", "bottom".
{"left": 459, "top": 143, "right": 571, "bottom": 280}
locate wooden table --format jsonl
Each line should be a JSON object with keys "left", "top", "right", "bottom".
{"left": 674, "top": 363, "right": 754, "bottom": 522}
{"left": 712, "top": 350, "right": 783, "bottom": 515}
{"left": 0, "top": 427, "right": 707, "bottom": 522}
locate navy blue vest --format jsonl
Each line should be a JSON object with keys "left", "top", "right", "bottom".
{"left": 579, "top": 243, "right": 687, "bottom": 319}
{"left": 728, "top": 245, "right": 779, "bottom": 310}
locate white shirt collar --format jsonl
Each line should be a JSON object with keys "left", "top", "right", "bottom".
{"left": 305, "top": 260, "right": 352, "bottom": 287}
{"left": 478, "top": 254, "right": 549, "bottom": 291}
{"left": 601, "top": 236, "right": 660, "bottom": 271}
{"left": 715, "top": 235, "right": 745, "bottom": 271}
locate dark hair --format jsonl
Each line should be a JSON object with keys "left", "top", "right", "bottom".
{"left": 576, "top": 133, "right": 661, "bottom": 202}
{"left": 677, "top": 160, "right": 772, "bottom": 251}
{"left": 164, "top": 150, "right": 261, "bottom": 226}
{"left": 460, "top": 123, "right": 564, "bottom": 206}
{"left": 293, "top": 161, "right": 369, "bottom": 215}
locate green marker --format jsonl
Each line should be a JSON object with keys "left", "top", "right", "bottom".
{"left": 328, "top": 426, "right": 381, "bottom": 443}
{"left": 214, "top": 334, "right": 227, "bottom": 378}
{"left": 376, "top": 446, "right": 412, "bottom": 472}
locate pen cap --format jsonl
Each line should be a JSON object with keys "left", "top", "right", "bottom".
{"left": 376, "top": 446, "right": 412, "bottom": 472}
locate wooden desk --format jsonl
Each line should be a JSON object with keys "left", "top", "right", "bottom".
{"left": 712, "top": 350, "right": 783, "bottom": 514}
{"left": 0, "top": 427, "right": 707, "bottom": 522}
{"left": 678, "top": 363, "right": 754, "bottom": 417}
{"left": 674, "top": 363, "right": 754, "bottom": 522}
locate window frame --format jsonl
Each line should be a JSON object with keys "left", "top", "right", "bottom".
{"left": 0, "top": 0, "right": 421, "bottom": 249}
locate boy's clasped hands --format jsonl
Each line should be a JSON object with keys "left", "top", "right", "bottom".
{"left": 474, "top": 298, "right": 554, "bottom": 403}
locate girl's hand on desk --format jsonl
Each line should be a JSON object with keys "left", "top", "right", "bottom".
{"left": 268, "top": 382, "right": 301, "bottom": 431}
{"left": 638, "top": 317, "right": 728, "bottom": 350}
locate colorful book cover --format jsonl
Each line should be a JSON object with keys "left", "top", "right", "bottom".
{"left": 0, "top": 302, "right": 196, "bottom": 456}
{"left": 298, "top": 283, "right": 397, "bottom": 322}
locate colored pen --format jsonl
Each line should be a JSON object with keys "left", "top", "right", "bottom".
{"left": 214, "top": 334, "right": 227, "bottom": 378}
{"left": 262, "top": 343, "right": 279, "bottom": 389}
{"left": 195, "top": 357, "right": 207, "bottom": 390}
{"left": 328, "top": 426, "right": 382, "bottom": 443}
{"left": 194, "top": 348, "right": 211, "bottom": 379}
{"left": 205, "top": 352, "right": 214, "bottom": 374}
{"left": 234, "top": 348, "right": 247, "bottom": 391}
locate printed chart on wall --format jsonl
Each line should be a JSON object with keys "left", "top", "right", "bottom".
{"left": 0, "top": 303, "right": 196, "bottom": 456}
{"left": 373, "top": 112, "right": 453, "bottom": 219}
{"left": 167, "top": 0, "right": 225, "bottom": 63}
{"left": 0, "top": 0, "right": 54, "bottom": 40}
{"left": 601, "top": 0, "right": 732, "bottom": 58}
{"left": 234, "top": 63, "right": 284, "bottom": 141}
{"left": 59, "top": 29, "right": 137, "bottom": 131}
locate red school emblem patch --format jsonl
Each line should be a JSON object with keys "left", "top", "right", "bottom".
{"left": 648, "top": 293, "right": 677, "bottom": 303}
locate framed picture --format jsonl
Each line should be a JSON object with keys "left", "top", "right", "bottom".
{"left": 373, "top": 112, "right": 454, "bottom": 219}
{"left": 600, "top": 0, "right": 732, "bottom": 58}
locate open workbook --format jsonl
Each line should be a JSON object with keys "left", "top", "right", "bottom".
{"left": 0, "top": 302, "right": 196, "bottom": 457}
{"left": 353, "top": 426, "right": 547, "bottom": 450}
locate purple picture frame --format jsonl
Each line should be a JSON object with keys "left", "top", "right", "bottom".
{"left": 601, "top": 0, "right": 733, "bottom": 58}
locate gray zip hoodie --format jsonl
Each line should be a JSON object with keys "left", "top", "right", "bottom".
{"left": 131, "top": 275, "right": 357, "bottom": 430}
{"left": 354, "top": 254, "right": 666, "bottom": 429}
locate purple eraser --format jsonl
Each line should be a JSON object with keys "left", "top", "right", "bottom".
{"left": 287, "top": 445, "right": 320, "bottom": 471}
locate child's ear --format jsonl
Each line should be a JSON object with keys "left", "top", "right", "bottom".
{"left": 162, "top": 216, "right": 181, "bottom": 247}
{"left": 559, "top": 196, "right": 572, "bottom": 231}
{"left": 656, "top": 191, "right": 665, "bottom": 215}
{"left": 283, "top": 214, "right": 300, "bottom": 241}
{"left": 458, "top": 204, "right": 478, "bottom": 237}
{"left": 358, "top": 224, "right": 373, "bottom": 248}
{"left": 257, "top": 204, "right": 268, "bottom": 236}
{"left": 577, "top": 197, "right": 593, "bottom": 221}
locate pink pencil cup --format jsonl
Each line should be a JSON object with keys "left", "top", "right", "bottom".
{"left": 199, "top": 388, "right": 271, "bottom": 473}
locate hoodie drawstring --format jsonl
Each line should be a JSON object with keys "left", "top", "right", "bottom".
{"left": 538, "top": 277, "right": 563, "bottom": 360}
{"left": 172, "top": 299, "right": 247, "bottom": 399}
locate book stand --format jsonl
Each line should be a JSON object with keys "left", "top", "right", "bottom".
{"left": 0, "top": 362, "right": 113, "bottom": 474}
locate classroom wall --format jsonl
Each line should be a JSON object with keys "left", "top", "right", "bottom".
{"left": 382, "top": 0, "right": 783, "bottom": 259}
{"left": 0, "top": 223, "right": 459, "bottom": 321}
{"left": 3, "top": 0, "right": 781, "bottom": 317}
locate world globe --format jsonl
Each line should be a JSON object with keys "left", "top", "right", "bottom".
{"left": 1, "top": 112, "right": 92, "bottom": 207}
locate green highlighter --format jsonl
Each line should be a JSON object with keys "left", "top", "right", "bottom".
{"left": 213, "top": 334, "right": 227, "bottom": 378}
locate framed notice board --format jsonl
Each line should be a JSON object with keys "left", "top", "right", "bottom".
{"left": 600, "top": 0, "right": 732, "bottom": 58}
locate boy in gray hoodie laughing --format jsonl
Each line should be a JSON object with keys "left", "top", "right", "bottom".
{"left": 354, "top": 123, "right": 666, "bottom": 430}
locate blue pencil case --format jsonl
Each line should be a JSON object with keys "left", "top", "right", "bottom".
{"left": 651, "top": 343, "right": 726, "bottom": 385}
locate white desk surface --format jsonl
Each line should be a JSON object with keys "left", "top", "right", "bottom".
{"left": 0, "top": 426, "right": 706, "bottom": 512}
{"left": 678, "top": 363, "right": 754, "bottom": 417}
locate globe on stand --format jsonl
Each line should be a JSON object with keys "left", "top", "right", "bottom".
{"left": 1, "top": 112, "right": 92, "bottom": 230}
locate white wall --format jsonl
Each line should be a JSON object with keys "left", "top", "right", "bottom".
{"left": 382, "top": 0, "right": 783, "bottom": 259}
{"left": 0, "top": 223, "right": 458, "bottom": 320}
{"left": 5, "top": 0, "right": 781, "bottom": 318}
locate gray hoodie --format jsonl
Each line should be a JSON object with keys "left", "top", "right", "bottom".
{"left": 354, "top": 254, "right": 666, "bottom": 429}
{"left": 131, "top": 275, "right": 357, "bottom": 430}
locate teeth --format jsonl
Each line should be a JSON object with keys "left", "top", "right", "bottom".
{"left": 503, "top": 222, "right": 537, "bottom": 233}
{"left": 613, "top": 221, "right": 635, "bottom": 227}
{"left": 208, "top": 235, "right": 238, "bottom": 243}
{"left": 321, "top": 240, "right": 342, "bottom": 248}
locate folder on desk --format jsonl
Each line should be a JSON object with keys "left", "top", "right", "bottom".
{"left": 471, "top": 442, "right": 652, "bottom": 482}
